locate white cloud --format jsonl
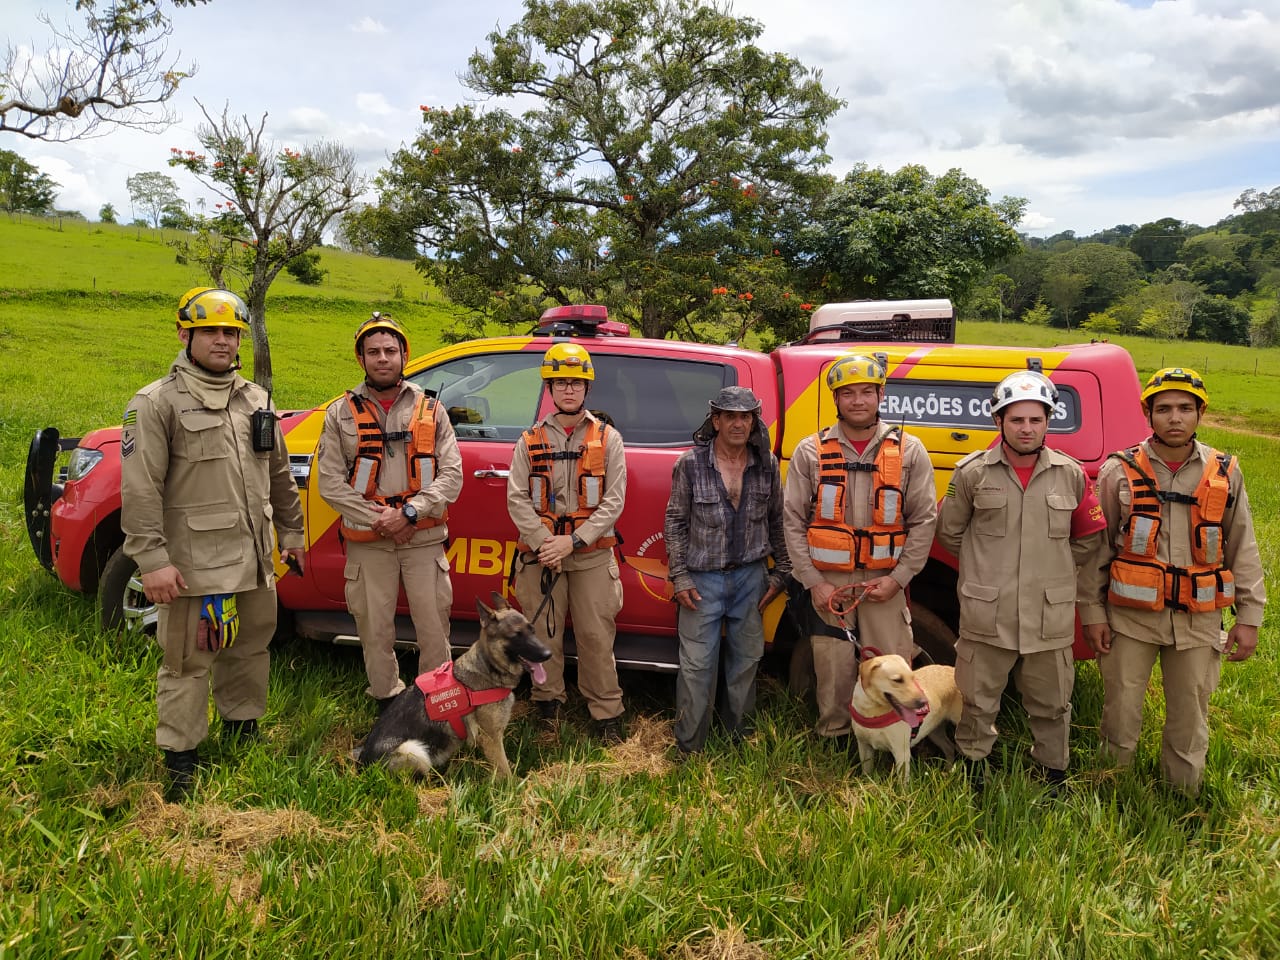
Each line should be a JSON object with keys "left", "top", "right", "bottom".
{"left": 355, "top": 93, "right": 396, "bottom": 117}
{"left": 4, "top": 0, "right": 1279, "bottom": 234}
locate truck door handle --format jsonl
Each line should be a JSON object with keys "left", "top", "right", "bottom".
{"left": 474, "top": 468, "right": 511, "bottom": 479}
{"left": 951, "top": 432, "right": 969, "bottom": 441}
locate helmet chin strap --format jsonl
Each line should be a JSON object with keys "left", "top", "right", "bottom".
{"left": 837, "top": 411, "right": 879, "bottom": 431}
{"left": 998, "top": 420, "right": 1046, "bottom": 458}
{"left": 185, "top": 342, "right": 241, "bottom": 373}
{"left": 1149, "top": 428, "right": 1197, "bottom": 450}
{"left": 364, "top": 374, "right": 404, "bottom": 392}
{"left": 551, "top": 383, "right": 589, "bottom": 417}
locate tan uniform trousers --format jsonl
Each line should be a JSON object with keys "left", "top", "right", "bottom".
{"left": 811, "top": 592, "right": 913, "bottom": 738}
{"left": 954, "top": 638, "right": 1074, "bottom": 771}
{"left": 154, "top": 584, "right": 277, "bottom": 752}
{"left": 513, "top": 557, "right": 624, "bottom": 721}
{"left": 1098, "top": 632, "right": 1222, "bottom": 794}
{"left": 344, "top": 540, "right": 452, "bottom": 700}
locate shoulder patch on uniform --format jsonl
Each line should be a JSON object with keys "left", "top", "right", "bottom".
{"left": 944, "top": 479, "right": 957, "bottom": 498}
{"left": 122, "top": 408, "right": 137, "bottom": 427}
{"left": 121, "top": 435, "right": 135, "bottom": 459}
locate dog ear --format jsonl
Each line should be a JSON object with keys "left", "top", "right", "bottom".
{"left": 476, "top": 596, "right": 495, "bottom": 626}
{"left": 859, "top": 658, "right": 878, "bottom": 687}
{"left": 489, "top": 590, "right": 509, "bottom": 611}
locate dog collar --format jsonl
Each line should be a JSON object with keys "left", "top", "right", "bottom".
{"left": 848, "top": 702, "right": 931, "bottom": 741}
{"left": 416, "top": 662, "right": 511, "bottom": 739}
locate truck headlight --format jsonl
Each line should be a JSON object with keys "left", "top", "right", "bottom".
{"left": 66, "top": 447, "right": 104, "bottom": 482}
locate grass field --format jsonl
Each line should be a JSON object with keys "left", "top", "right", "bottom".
{"left": 1, "top": 215, "right": 1277, "bottom": 959}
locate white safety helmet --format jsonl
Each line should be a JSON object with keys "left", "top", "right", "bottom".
{"left": 990, "top": 371, "right": 1058, "bottom": 418}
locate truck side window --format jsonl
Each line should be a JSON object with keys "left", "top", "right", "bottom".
{"left": 411, "top": 353, "right": 543, "bottom": 441}
{"left": 586, "top": 356, "right": 732, "bottom": 446}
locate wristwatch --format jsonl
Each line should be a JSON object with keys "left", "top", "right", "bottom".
{"left": 571, "top": 533, "right": 586, "bottom": 550}
{"left": 402, "top": 504, "right": 419, "bottom": 527}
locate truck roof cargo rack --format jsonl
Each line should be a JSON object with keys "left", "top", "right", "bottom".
{"left": 796, "top": 299, "right": 956, "bottom": 345}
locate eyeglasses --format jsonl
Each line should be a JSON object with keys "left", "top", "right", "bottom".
{"left": 550, "top": 379, "right": 587, "bottom": 391}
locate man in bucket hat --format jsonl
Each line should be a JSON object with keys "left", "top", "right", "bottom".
{"left": 664, "top": 386, "right": 790, "bottom": 757}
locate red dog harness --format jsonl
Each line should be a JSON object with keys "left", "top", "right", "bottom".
{"left": 415, "top": 662, "right": 512, "bottom": 739}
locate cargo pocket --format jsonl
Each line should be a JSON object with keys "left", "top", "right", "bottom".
{"left": 435, "top": 552, "right": 453, "bottom": 611}
{"left": 177, "top": 411, "right": 228, "bottom": 461}
{"left": 973, "top": 493, "right": 1007, "bottom": 538}
{"left": 1046, "top": 494, "right": 1075, "bottom": 539}
{"left": 184, "top": 512, "right": 243, "bottom": 569}
{"left": 959, "top": 581, "right": 1000, "bottom": 638}
{"left": 606, "top": 557, "right": 623, "bottom": 616}
{"left": 1042, "top": 580, "right": 1076, "bottom": 640}
{"left": 343, "top": 557, "right": 366, "bottom": 620}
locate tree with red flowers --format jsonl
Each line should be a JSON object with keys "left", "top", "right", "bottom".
{"left": 347, "top": 0, "right": 839, "bottom": 341}
{"left": 168, "top": 103, "right": 362, "bottom": 391}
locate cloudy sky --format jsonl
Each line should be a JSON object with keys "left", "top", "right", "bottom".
{"left": 5, "top": 0, "right": 1280, "bottom": 237}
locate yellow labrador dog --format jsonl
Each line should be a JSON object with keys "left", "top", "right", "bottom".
{"left": 849, "top": 654, "right": 962, "bottom": 781}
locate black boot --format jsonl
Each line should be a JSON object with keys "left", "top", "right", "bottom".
{"left": 222, "top": 718, "right": 260, "bottom": 743}
{"left": 535, "top": 699, "right": 562, "bottom": 732}
{"left": 1040, "top": 766, "right": 1069, "bottom": 799}
{"left": 594, "top": 716, "right": 625, "bottom": 746}
{"left": 163, "top": 749, "right": 200, "bottom": 801}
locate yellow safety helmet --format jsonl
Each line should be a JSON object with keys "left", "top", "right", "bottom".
{"left": 1140, "top": 367, "right": 1208, "bottom": 411}
{"left": 825, "top": 354, "right": 886, "bottom": 391}
{"left": 355, "top": 312, "right": 410, "bottom": 357}
{"left": 176, "top": 287, "right": 250, "bottom": 333}
{"left": 540, "top": 342, "right": 595, "bottom": 381}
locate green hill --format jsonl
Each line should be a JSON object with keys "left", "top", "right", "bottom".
{"left": 0, "top": 214, "right": 469, "bottom": 421}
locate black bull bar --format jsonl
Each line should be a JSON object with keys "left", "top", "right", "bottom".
{"left": 24, "top": 427, "right": 79, "bottom": 571}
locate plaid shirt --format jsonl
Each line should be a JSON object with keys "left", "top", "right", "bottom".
{"left": 664, "top": 440, "right": 791, "bottom": 594}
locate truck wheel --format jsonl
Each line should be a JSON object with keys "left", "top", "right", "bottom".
{"left": 787, "top": 634, "right": 816, "bottom": 701}
{"left": 911, "top": 604, "right": 957, "bottom": 667}
{"left": 100, "top": 546, "right": 157, "bottom": 634}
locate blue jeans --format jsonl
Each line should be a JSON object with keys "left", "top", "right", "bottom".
{"left": 674, "top": 561, "right": 767, "bottom": 753}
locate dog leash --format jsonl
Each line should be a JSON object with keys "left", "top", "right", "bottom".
{"left": 826, "top": 583, "right": 883, "bottom": 661}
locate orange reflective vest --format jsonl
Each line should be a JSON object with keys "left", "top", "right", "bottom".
{"left": 1107, "top": 445, "right": 1236, "bottom": 613}
{"left": 517, "top": 420, "right": 616, "bottom": 553}
{"left": 342, "top": 391, "right": 445, "bottom": 542}
{"left": 806, "top": 427, "right": 906, "bottom": 572}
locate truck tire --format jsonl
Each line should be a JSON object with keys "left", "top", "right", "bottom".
{"left": 99, "top": 546, "right": 157, "bottom": 634}
{"left": 910, "top": 604, "right": 957, "bottom": 666}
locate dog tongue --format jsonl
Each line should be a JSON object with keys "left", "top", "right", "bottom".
{"left": 893, "top": 701, "right": 923, "bottom": 728}
{"left": 523, "top": 659, "right": 547, "bottom": 685}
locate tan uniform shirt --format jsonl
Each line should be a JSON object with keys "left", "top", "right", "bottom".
{"left": 121, "top": 352, "right": 305, "bottom": 595}
{"left": 507, "top": 410, "right": 627, "bottom": 571}
{"left": 1081, "top": 438, "right": 1266, "bottom": 647}
{"left": 315, "top": 379, "right": 463, "bottom": 548}
{"left": 936, "top": 445, "right": 1105, "bottom": 653}
{"left": 783, "top": 421, "right": 937, "bottom": 591}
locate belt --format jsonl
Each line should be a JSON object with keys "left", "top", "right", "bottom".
{"left": 694, "top": 559, "right": 762, "bottom": 573}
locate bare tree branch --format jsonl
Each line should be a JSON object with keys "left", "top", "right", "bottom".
{"left": 1, "top": 1, "right": 200, "bottom": 142}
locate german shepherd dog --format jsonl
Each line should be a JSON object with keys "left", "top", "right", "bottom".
{"left": 356, "top": 593, "right": 552, "bottom": 779}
